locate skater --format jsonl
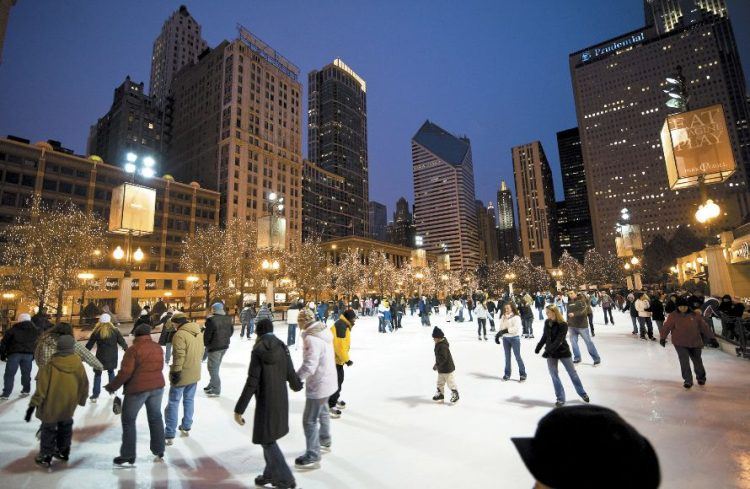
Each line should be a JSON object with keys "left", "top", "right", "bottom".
{"left": 294, "top": 308, "right": 337, "bottom": 469}
{"left": 328, "top": 309, "right": 355, "bottom": 418}
{"left": 105, "top": 324, "right": 165, "bottom": 465}
{"left": 660, "top": 297, "right": 719, "bottom": 388}
{"left": 35, "top": 322, "right": 102, "bottom": 371}
{"left": 130, "top": 307, "right": 151, "bottom": 335}
{"left": 418, "top": 296, "right": 431, "bottom": 327}
{"left": 239, "top": 302, "right": 256, "bottom": 339}
{"left": 256, "top": 302, "right": 273, "bottom": 323}
{"left": 512, "top": 405, "right": 660, "bottom": 489}
{"left": 0, "top": 313, "right": 39, "bottom": 400}
{"left": 157, "top": 310, "right": 176, "bottom": 364}
{"left": 534, "top": 293, "right": 546, "bottom": 320}
{"left": 431, "top": 327, "right": 459, "bottom": 403}
{"left": 495, "top": 303, "right": 526, "bottom": 381}
{"left": 486, "top": 298, "right": 497, "bottom": 332}
{"left": 623, "top": 293, "right": 639, "bottom": 335}
{"left": 234, "top": 318, "right": 303, "bottom": 489}
{"left": 203, "top": 302, "right": 234, "bottom": 398}
{"left": 535, "top": 305, "right": 589, "bottom": 407}
{"left": 519, "top": 297, "right": 535, "bottom": 338}
{"left": 650, "top": 292, "right": 666, "bottom": 336}
{"left": 165, "top": 311, "right": 203, "bottom": 445}
{"left": 601, "top": 292, "right": 615, "bottom": 325}
{"left": 475, "top": 300, "right": 488, "bottom": 341}
{"left": 85, "top": 314, "right": 128, "bottom": 403}
{"left": 567, "top": 292, "right": 601, "bottom": 366}
{"left": 31, "top": 307, "right": 54, "bottom": 333}
{"left": 286, "top": 300, "right": 301, "bottom": 347}
{"left": 26, "top": 335, "right": 88, "bottom": 467}
{"left": 635, "top": 293, "right": 656, "bottom": 340}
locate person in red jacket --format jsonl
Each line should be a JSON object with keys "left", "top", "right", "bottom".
{"left": 660, "top": 297, "right": 719, "bottom": 389}
{"left": 105, "top": 324, "right": 166, "bottom": 466}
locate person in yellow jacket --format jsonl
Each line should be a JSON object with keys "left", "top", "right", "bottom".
{"left": 327, "top": 309, "right": 356, "bottom": 418}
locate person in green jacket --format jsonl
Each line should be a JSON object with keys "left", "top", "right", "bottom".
{"left": 25, "top": 335, "right": 89, "bottom": 467}
{"left": 164, "top": 312, "right": 204, "bottom": 445}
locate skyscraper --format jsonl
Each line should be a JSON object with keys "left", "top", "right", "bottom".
{"left": 302, "top": 159, "right": 349, "bottom": 241}
{"left": 512, "top": 141, "right": 559, "bottom": 269}
{"left": 149, "top": 5, "right": 208, "bottom": 109}
{"left": 167, "top": 26, "right": 303, "bottom": 245}
{"left": 368, "top": 201, "right": 387, "bottom": 241}
{"left": 644, "top": 0, "right": 727, "bottom": 34}
{"left": 87, "top": 76, "right": 164, "bottom": 167}
{"left": 0, "top": 0, "right": 16, "bottom": 65}
{"left": 387, "top": 197, "right": 416, "bottom": 247}
{"left": 308, "top": 59, "right": 368, "bottom": 237}
{"left": 412, "top": 120, "right": 480, "bottom": 270}
{"left": 570, "top": 1, "right": 750, "bottom": 253}
{"left": 556, "top": 200, "right": 572, "bottom": 256}
{"left": 476, "top": 200, "right": 499, "bottom": 264}
{"left": 556, "top": 127, "right": 594, "bottom": 261}
{"left": 496, "top": 180, "right": 519, "bottom": 261}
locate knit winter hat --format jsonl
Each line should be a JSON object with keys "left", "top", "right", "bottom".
{"left": 170, "top": 311, "right": 188, "bottom": 324}
{"left": 255, "top": 318, "right": 274, "bottom": 336}
{"left": 432, "top": 327, "right": 445, "bottom": 338}
{"left": 676, "top": 296, "right": 689, "bottom": 308}
{"left": 56, "top": 335, "right": 76, "bottom": 356}
{"left": 99, "top": 313, "right": 111, "bottom": 323}
{"left": 18, "top": 313, "right": 31, "bottom": 322}
{"left": 297, "top": 308, "right": 316, "bottom": 330}
{"left": 211, "top": 302, "right": 225, "bottom": 314}
{"left": 134, "top": 324, "right": 152, "bottom": 337}
{"left": 343, "top": 309, "right": 357, "bottom": 323}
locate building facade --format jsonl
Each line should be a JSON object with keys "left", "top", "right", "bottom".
{"left": 87, "top": 76, "right": 165, "bottom": 169}
{"left": 512, "top": 141, "right": 559, "bottom": 268}
{"left": 302, "top": 159, "right": 349, "bottom": 241}
{"left": 149, "top": 5, "right": 208, "bottom": 109}
{"left": 556, "top": 200, "right": 572, "bottom": 256}
{"left": 167, "top": 27, "right": 303, "bottom": 246}
{"left": 387, "top": 196, "right": 416, "bottom": 247}
{"left": 476, "top": 200, "right": 499, "bottom": 264}
{"left": 368, "top": 201, "right": 387, "bottom": 241}
{"left": 0, "top": 0, "right": 15, "bottom": 65}
{"left": 412, "top": 120, "right": 480, "bottom": 271}
{"left": 308, "top": 59, "right": 368, "bottom": 237}
{"left": 496, "top": 180, "right": 519, "bottom": 261}
{"left": 556, "top": 127, "right": 594, "bottom": 261}
{"left": 570, "top": 1, "right": 750, "bottom": 254}
{"left": 644, "top": 0, "right": 727, "bottom": 34}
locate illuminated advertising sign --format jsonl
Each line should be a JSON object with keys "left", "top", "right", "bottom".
{"left": 580, "top": 31, "right": 646, "bottom": 63}
{"left": 109, "top": 183, "right": 156, "bottom": 235}
{"left": 258, "top": 216, "right": 287, "bottom": 250}
{"left": 660, "top": 104, "right": 736, "bottom": 189}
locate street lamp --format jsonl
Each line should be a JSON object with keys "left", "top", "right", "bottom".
{"left": 695, "top": 199, "right": 721, "bottom": 224}
{"left": 77, "top": 272, "right": 95, "bottom": 324}
{"left": 124, "top": 152, "right": 157, "bottom": 180}
{"left": 630, "top": 256, "right": 640, "bottom": 266}
{"left": 505, "top": 272, "right": 516, "bottom": 296}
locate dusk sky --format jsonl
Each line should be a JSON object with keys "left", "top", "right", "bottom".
{"left": 1, "top": 0, "right": 748, "bottom": 219}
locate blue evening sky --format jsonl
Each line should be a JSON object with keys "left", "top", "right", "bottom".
{"left": 0, "top": 0, "right": 748, "bottom": 220}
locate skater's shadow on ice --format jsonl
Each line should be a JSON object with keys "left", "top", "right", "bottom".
{"left": 389, "top": 395, "right": 440, "bottom": 408}
{"left": 469, "top": 372, "right": 501, "bottom": 381}
{"left": 504, "top": 396, "right": 558, "bottom": 409}
{"left": 172, "top": 455, "right": 245, "bottom": 489}
{"left": 2, "top": 451, "right": 84, "bottom": 473}
{"left": 72, "top": 423, "right": 111, "bottom": 443}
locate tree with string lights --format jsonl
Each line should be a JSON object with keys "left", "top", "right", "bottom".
{"left": 180, "top": 224, "right": 233, "bottom": 309}
{"left": 558, "top": 251, "right": 585, "bottom": 290}
{"left": 333, "top": 248, "right": 365, "bottom": 300}
{"left": 286, "top": 237, "right": 328, "bottom": 301}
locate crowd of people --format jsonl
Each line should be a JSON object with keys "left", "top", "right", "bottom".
{"left": 0, "top": 282, "right": 741, "bottom": 488}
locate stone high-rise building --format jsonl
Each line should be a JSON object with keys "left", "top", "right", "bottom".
{"left": 496, "top": 180, "right": 519, "bottom": 261}
{"left": 387, "top": 196, "right": 416, "bottom": 247}
{"left": 87, "top": 76, "right": 165, "bottom": 167}
{"left": 149, "top": 5, "right": 208, "bottom": 109}
{"left": 556, "top": 127, "right": 594, "bottom": 261}
{"left": 412, "top": 120, "right": 480, "bottom": 270}
{"left": 512, "top": 141, "right": 559, "bottom": 269}
{"left": 167, "top": 27, "right": 303, "bottom": 246}
{"left": 570, "top": 0, "right": 750, "bottom": 253}
{"left": 308, "top": 59, "right": 368, "bottom": 237}
{"left": 368, "top": 201, "right": 387, "bottom": 241}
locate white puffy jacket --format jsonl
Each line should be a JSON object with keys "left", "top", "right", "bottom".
{"left": 296, "top": 321, "right": 338, "bottom": 399}
{"left": 499, "top": 314, "right": 522, "bottom": 337}
{"left": 635, "top": 298, "right": 652, "bottom": 318}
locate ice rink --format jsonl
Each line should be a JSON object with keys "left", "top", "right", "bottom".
{"left": 0, "top": 309, "right": 749, "bottom": 488}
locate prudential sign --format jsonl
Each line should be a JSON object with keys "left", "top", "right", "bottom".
{"left": 580, "top": 32, "right": 646, "bottom": 63}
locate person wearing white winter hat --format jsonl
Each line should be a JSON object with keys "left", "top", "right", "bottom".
{"left": 0, "top": 313, "right": 40, "bottom": 400}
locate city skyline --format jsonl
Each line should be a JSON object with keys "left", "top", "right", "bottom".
{"left": 2, "top": 0, "right": 748, "bottom": 216}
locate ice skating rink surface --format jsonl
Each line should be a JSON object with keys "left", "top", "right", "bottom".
{"left": 0, "top": 310, "right": 749, "bottom": 488}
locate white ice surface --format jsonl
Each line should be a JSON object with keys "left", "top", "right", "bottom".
{"left": 0, "top": 310, "right": 749, "bottom": 489}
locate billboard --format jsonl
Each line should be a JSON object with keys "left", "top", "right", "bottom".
{"left": 258, "top": 215, "right": 287, "bottom": 250}
{"left": 108, "top": 183, "right": 156, "bottom": 235}
{"left": 661, "top": 104, "right": 736, "bottom": 189}
{"left": 616, "top": 224, "right": 643, "bottom": 258}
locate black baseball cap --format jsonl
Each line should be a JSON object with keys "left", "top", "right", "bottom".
{"left": 512, "top": 405, "right": 660, "bottom": 488}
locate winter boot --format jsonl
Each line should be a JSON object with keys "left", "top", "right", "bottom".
{"left": 89, "top": 396, "right": 98, "bottom": 403}
{"left": 450, "top": 390, "right": 459, "bottom": 403}
{"left": 165, "top": 438, "right": 174, "bottom": 446}
{"left": 35, "top": 454, "right": 52, "bottom": 468}
{"left": 432, "top": 390, "right": 445, "bottom": 402}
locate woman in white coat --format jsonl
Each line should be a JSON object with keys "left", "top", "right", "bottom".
{"left": 634, "top": 293, "right": 655, "bottom": 340}
{"left": 495, "top": 302, "right": 527, "bottom": 381}
{"left": 475, "top": 300, "right": 488, "bottom": 341}
{"left": 294, "top": 308, "right": 338, "bottom": 469}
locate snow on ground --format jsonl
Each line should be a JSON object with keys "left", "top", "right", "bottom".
{"left": 0, "top": 309, "right": 749, "bottom": 488}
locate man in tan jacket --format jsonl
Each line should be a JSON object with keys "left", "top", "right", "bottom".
{"left": 164, "top": 312, "right": 204, "bottom": 445}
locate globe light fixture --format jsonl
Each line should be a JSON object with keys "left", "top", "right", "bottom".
{"left": 126, "top": 152, "right": 138, "bottom": 163}
{"left": 695, "top": 199, "right": 721, "bottom": 224}
{"left": 630, "top": 257, "right": 640, "bottom": 265}
{"left": 142, "top": 156, "right": 156, "bottom": 167}
{"left": 113, "top": 245, "right": 125, "bottom": 261}
{"left": 141, "top": 167, "right": 155, "bottom": 178}
{"left": 624, "top": 263, "right": 632, "bottom": 270}
{"left": 186, "top": 275, "right": 200, "bottom": 283}
{"left": 269, "top": 192, "right": 277, "bottom": 202}
{"left": 133, "top": 247, "right": 145, "bottom": 262}
{"left": 124, "top": 163, "right": 137, "bottom": 174}
{"left": 696, "top": 256, "right": 704, "bottom": 264}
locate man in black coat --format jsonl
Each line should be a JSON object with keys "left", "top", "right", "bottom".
{"left": 31, "top": 308, "right": 53, "bottom": 333}
{"left": 234, "top": 318, "right": 303, "bottom": 489}
{"left": 203, "top": 302, "right": 234, "bottom": 398}
{"left": 1, "top": 313, "right": 40, "bottom": 399}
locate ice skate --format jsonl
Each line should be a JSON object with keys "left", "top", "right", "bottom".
{"left": 432, "top": 390, "right": 444, "bottom": 402}
{"left": 35, "top": 454, "right": 52, "bottom": 468}
{"left": 450, "top": 390, "right": 459, "bottom": 403}
{"left": 165, "top": 438, "right": 174, "bottom": 446}
{"left": 179, "top": 426, "right": 191, "bottom": 437}
{"left": 19, "top": 391, "right": 30, "bottom": 398}
{"left": 255, "top": 474, "right": 272, "bottom": 487}
{"left": 329, "top": 406, "right": 342, "bottom": 418}
{"left": 113, "top": 456, "right": 135, "bottom": 467}
{"left": 89, "top": 396, "right": 98, "bottom": 403}
{"left": 336, "top": 400, "right": 346, "bottom": 409}
{"left": 320, "top": 441, "right": 332, "bottom": 453}
{"left": 295, "top": 453, "right": 321, "bottom": 469}
{"left": 53, "top": 448, "right": 69, "bottom": 462}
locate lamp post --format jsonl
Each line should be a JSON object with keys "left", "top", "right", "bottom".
{"left": 415, "top": 271, "right": 424, "bottom": 297}
{"left": 1, "top": 292, "right": 16, "bottom": 333}
{"left": 261, "top": 259, "right": 280, "bottom": 308}
{"left": 505, "top": 272, "right": 516, "bottom": 297}
{"left": 551, "top": 270, "right": 563, "bottom": 291}
{"left": 77, "top": 272, "right": 95, "bottom": 325}
{"left": 185, "top": 275, "right": 200, "bottom": 318}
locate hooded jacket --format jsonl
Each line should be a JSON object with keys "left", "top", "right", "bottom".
{"left": 106, "top": 335, "right": 165, "bottom": 395}
{"left": 235, "top": 333, "right": 303, "bottom": 445}
{"left": 256, "top": 305, "right": 273, "bottom": 323}
{"left": 331, "top": 316, "right": 352, "bottom": 365}
{"left": 297, "top": 321, "right": 338, "bottom": 399}
{"left": 30, "top": 353, "right": 89, "bottom": 423}
{"left": 434, "top": 338, "right": 455, "bottom": 374}
{"left": 1, "top": 320, "right": 39, "bottom": 357}
{"left": 170, "top": 321, "right": 204, "bottom": 386}
{"left": 85, "top": 324, "right": 128, "bottom": 370}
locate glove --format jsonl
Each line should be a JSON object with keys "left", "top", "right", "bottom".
{"left": 494, "top": 333, "right": 501, "bottom": 344}
{"left": 660, "top": 339, "right": 666, "bottom": 348}
{"left": 24, "top": 405, "right": 35, "bottom": 422}
{"left": 233, "top": 412, "right": 245, "bottom": 426}
{"left": 432, "top": 364, "right": 437, "bottom": 371}
{"left": 169, "top": 371, "right": 181, "bottom": 385}
{"left": 534, "top": 345, "right": 542, "bottom": 355}
{"left": 542, "top": 351, "right": 549, "bottom": 358}
{"left": 345, "top": 360, "right": 353, "bottom": 367}
{"left": 104, "top": 384, "right": 114, "bottom": 394}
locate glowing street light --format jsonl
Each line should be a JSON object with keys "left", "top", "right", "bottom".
{"left": 77, "top": 272, "right": 95, "bottom": 280}
{"left": 113, "top": 246, "right": 125, "bottom": 261}
{"left": 133, "top": 247, "right": 145, "bottom": 262}
{"left": 695, "top": 199, "right": 721, "bottom": 224}
{"left": 630, "top": 256, "right": 640, "bottom": 266}
{"left": 186, "top": 275, "right": 200, "bottom": 283}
